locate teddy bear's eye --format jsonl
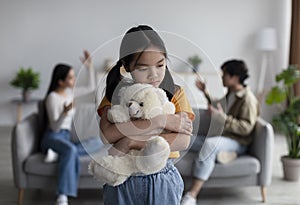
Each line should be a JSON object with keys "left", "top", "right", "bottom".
{"left": 139, "top": 102, "right": 144, "bottom": 107}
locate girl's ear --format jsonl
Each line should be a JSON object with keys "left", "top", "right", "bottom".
{"left": 121, "top": 60, "right": 130, "bottom": 72}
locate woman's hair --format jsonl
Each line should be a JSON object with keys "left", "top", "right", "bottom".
{"left": 46, "top": 63, "right": 72, "bottom": 97}
{"left": 43, "top": 63, "right": 72, "bottom": 126}
{"left": 221, "top": 59, "right": 249, "bottom": 86}
{"left": 105, "top": 25, "right": 176, "bottom": 103}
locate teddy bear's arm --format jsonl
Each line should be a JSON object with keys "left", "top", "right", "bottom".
{"left": 100, "top": 108, "right": 165, "bottom": 144}
{"left": 107, "top": 105, "right": 130, "bottom": 123}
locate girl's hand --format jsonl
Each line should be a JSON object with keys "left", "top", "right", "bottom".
{"left": 80, "top": 50, "right": 92, "bottom": 68}
{"left": 155, "top": 112, "right": 193, "bottom": 135}
{"left": 63, "top": 102, "right": 73, "bottom": 115}
{"left": 108, "top": 137, "right": 131, "bottom": 156}
{"left": 108, "top": 137, "right": 147, "bottom": 156}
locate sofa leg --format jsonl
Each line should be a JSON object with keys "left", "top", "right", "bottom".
{"left": 260, "top": 186, "right": 266, "bottom": 203}
{"left": 18, "top": 188, "right": 24, "bottom": 205}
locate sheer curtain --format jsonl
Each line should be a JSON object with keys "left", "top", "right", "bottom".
{"left": 289, "top": 0, "right": 300, "bottom": 124}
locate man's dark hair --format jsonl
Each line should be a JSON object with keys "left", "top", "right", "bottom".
{"left": 221, "top": 59, "right": 249, "bottom": 85}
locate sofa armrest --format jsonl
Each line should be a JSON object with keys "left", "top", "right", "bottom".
{"left": 11, "top": 113, "right": 40, "bottom": 188}
{"left": 192, "top": 108, "right": 224, "bottom": 137}
{"left": 248, "top": 117, "right": 274, "bottom": 186}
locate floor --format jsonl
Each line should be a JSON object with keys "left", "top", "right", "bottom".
{"left": 1, "top": 126, "right": 300, "bottom": 205}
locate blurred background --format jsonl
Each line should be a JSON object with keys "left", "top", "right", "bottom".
{"left": 0, "top": 0, "right": 291, "bottom": 125}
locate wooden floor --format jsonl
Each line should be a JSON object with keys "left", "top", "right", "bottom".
{"left": 1, "top": 126, "right": 300, "bottom": 205}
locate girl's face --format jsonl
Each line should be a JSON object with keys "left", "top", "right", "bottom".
{"left": 59, "top": 69, "right": 76, "bottom": 89}
{"left": 128, "top": 47, "right": 166, "bottom": 88}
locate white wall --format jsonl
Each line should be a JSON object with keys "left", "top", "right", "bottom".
{"left": 0, "top": 0, "right": 291, "bottom": 125}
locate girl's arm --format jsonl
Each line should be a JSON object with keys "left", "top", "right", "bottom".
{"left": 108, "top": 132, "right": 190, "bottom": 156}
{"left": 125, "top": 112, "right": 192, "bottom": 152}
{"left": 160, "top": 132, "right": 190, "bottom": 152}
{"left": 100, "top": 106, "right": 163, "bottom": 144}
{"left": 100, "top": 107, "right": 192, "bottom": 144}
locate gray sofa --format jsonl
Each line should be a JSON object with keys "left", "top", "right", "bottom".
{"left": 12, "top": 104, "right": 274, "bottom": 204}
{"left": 11, "top": 102, "right": 104, "bottom": 205}
{"left": 175, "top": 109, "right": 274, "bottom": 203}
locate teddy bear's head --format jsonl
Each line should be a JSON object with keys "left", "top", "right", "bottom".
{"left": 126, "top": 87, "right": 165, "bottom": 119}
{"left": 107, "top": 83, "right": 175, "bottom": 124}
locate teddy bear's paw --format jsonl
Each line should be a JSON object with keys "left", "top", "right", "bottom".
{"left": 98, "top": 155, "right": 137, "bottom": 175}
{"left": 108, "top": 105, "right": 130, "bottom": 123}
{"left": 163, "top": 102, "right": 176, "bottom": 114}
{"left": 135, "top": 136, "right": 170, "bottom": 175}
{"left": 88, "top": 160, "right": 129, "bottom": 187}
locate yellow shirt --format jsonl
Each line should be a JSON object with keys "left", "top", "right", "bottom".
{"left": 97, "top": 87, "right": 195, "bottom": 158}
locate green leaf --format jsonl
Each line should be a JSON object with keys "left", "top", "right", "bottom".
{"left": 266, "top": 64, "right": 300, "bottom": 159}
{"left": 276, "top": 65, "right": 300, "bottom": 86}
{"left": 289, "top": 99, "right": 300, "bottom": 115}
{"left": 265, "top": 86, "right": 286, "bottom": 105}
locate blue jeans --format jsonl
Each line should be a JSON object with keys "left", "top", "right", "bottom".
{"left": 190, "top": 136, "right": 247, "bottom": 181}
{"left": 40, "top": 129, "right": 101, "bottom": 197}
{"left": 103, "top": 160, "right": 184, "bottom": 205}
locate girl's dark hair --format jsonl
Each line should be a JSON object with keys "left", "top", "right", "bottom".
{"left": 46, "top": 63, "right": 72, "bottom": 97}
{"left": 105, "top": 25, "right": 176, "bottom": 103}
{"left": 221, "top": 59, "right": 249, "bottom": 86}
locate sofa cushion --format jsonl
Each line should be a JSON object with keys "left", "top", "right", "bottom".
{"left": 24, "top": 153, "right": 94, "bottom": 177}
{"left": 71, "top": 103, "right": 100, "bottom": 142}
{"left": 175, "top": 152, "right": 260, "bottom": 178}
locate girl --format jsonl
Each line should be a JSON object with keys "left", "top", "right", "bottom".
{"left": 41, "top": 50, "right": 101, "bottom": 205}
{"left": 98, "top": 25, "right": 194, "bottom": 205}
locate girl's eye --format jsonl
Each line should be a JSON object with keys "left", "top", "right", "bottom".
{"left": 157, "top": 64, "right": 164, "bottom": 67}
{"left": 137, "top": 67, "right": 148, "bottom": 71}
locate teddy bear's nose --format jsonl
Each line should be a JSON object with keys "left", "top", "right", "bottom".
{"left": 128, "top": 102, "right": 133, "bottom": 107}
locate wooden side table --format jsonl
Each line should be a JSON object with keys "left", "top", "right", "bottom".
{"left": 11, "top": 98, "right": 40, "bottom": 122}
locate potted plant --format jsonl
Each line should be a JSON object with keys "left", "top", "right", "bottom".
{"left": 265, "top": 64, "right": 300, "bottom": 181}
{"left": 10, "top": 67, "right": 40, "bottom": 102}
{"left": 188, "top": 55, "right": 202, "bottom": 73}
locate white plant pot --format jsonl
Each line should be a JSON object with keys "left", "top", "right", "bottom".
{"left": 281, "top": 156, "right": 300, "bottom": 181}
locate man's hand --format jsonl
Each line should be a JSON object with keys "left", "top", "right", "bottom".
{"left": 195, "top": 78, "right": 212, "bottom": 104}
{"left": 195, "top": 78, "right": 206, "bottom": 92}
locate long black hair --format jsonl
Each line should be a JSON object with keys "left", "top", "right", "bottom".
{"left": 46, "top": 63, "right": 72, "bottom": 97}
{"left": 105, "top": 25, "right": 176, "bottom": 103}
{"left": 42, "top": 64, "right": 72, "bottom": 126}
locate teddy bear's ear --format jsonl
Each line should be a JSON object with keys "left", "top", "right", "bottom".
{"left": 142, "top": 90, "right": 164, "bottom": 119}
{"left": 119, "top": 86, "right": 128, "bottom": 96}
{"left": 153, "top": 88, "right": 175, "bottom": 114}
{"left": 154, "top": 88, "right": 169, "bottom": 105}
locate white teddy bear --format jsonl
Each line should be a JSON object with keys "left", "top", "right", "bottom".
{"left": 89, "top": 83, "right": 175, "bottom": 186}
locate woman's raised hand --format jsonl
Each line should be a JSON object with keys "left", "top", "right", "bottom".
{"left": 80, "top": 50, "right": 92, "bottom": 68}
